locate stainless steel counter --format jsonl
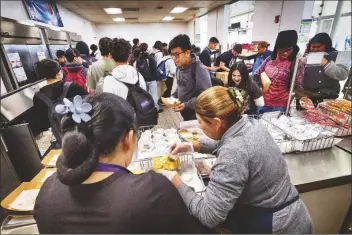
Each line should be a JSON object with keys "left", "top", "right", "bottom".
{"left": 284, "top": 146, "right": 352, "bottom": 193}
{"left": 336, "top": 136, "right": 352, "bottom": 153}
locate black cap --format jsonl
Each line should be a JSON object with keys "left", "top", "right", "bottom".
{"left": 274, "top": 30, "right": 298, "bottom": 49}
{"left": 65, "top": 48, "right": 81, "bottom": 63}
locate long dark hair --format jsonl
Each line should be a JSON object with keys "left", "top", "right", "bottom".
{"left": 308, "top": 32, "right": 336, "bottom": 53}
{"left": 227, "top": 62, "right": 251, "bottom": 91}
{"left": 56, "top": 93, "right": 137, "bottom": 185}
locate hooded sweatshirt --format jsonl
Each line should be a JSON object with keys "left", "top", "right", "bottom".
{"left": 173, "top": 54, "right": 212, "bottom": 110}
{"left": 103, "top": 64, "right": 147, "bottom": 100}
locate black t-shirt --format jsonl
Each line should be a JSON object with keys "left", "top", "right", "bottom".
{"left": 199, "top": 47, "right": 212, "bottom": 67}
{"left": 31, "top": 81, "right": 88, "bottom": 136}
{"left": 34, "top": 170, "right": 200, "bottom": 233}
{"left": 237, "top": 79, "right": 262, "bottom": 114}
{"left": 220, "top": 50, "right": 237, "bottom": 69}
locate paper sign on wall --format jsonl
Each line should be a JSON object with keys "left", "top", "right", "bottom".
{"left": 7, "top": 53, "right": 28, "bottom": 83}
{"left": 298, "top": 19, "right": 312, "bottom": 43}
{"left": 37, "top": 52, "right": 46, "bottom": 61}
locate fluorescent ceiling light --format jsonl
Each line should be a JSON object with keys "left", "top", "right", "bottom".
{"left": 170, "top": 7, "right": 188, "bottom": 14}
{"left": 113, "top": 18, "right": 125, "bottom": 22}
{"left": 104, "top": 8, "right": 122, "bottom": 14}
{"left": 162, "top": 16, "right": 175, "bottom": 21}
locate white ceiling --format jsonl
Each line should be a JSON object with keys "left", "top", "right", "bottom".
{"left": 57, "top": 0, "right": 231, "bottom": 24}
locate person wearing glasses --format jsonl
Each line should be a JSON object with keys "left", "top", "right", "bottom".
{"left": 253, "top": 30, "right": 305, "bottom": 114}
{"left": 168, "top": 34, "right": 212, "bottom": 121}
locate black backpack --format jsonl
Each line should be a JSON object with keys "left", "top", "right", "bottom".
{"left": 36, "top": 82, "right": 72, "bottom": 146}
{"left": 136, "top": 56, "right": 151, "bottom": 79}
{"left": 122, "top": 77, "right": 158, "bottom": 127}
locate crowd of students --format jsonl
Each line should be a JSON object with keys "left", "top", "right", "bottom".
{"left": 30, "top": 29, "right": 350, "bottom": 234}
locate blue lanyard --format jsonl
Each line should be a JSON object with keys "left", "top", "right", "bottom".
{"left": 95, "top": 162, "right": 131, "bottom": 174}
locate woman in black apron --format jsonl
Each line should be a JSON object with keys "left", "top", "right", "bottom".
{"left": 158, "top": 86, "right": 313, "bottom": 233}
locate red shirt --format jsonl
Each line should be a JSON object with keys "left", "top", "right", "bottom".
{"left": 255, "top": 57, "right": 304, "bottom": 107}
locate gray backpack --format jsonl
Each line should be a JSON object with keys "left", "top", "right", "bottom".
{"left": 95, "top": 71, "right": 111, "bottom": 93}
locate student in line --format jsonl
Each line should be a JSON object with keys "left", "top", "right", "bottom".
{"left": 103, "top": 38, "right": 146, "bottom": 100}
{"left": 227, "top": 62, "right": 264, "bottom": 114}
{"left": 253, "top": 30, "right": 305, "bottom": 114}
{"left": 134, "top": 43, "right": 160, "bottom": 112}
{"left": 76, "top": 41, "right": 97, "bottom": 68}
{"left": 31, "top": 59, "right": 87, "bottom": 137}
{"left": 90, "top": 44, "right": 100, "bottom": 59}
{"left": 199, "top": 37, "right": 220, "bottom": 72}
{"left": 34, "top": 92, "right": 199, "bottom": 233}
{"left": 55, "top": 50, "right": 66, "bottom": 68}
{"left": 87, "top": 37, "right": 116, "bottom": 93}
{"left": 217, "top": 44, "right": 243, "bottom": 72}
{"left": 160, "top": 48, "right": 177, "bottom": 99}
{"left": 63, "top": 48, "right": 88, "bottom": 91}
{"left": 168, "top": 34, "right": 212, "bottom": 121}
{"left": 151, "top": 40, "right": 164, "bottom": 65}
{"left": 132, "top": 38, "right": 140, "bottom": 52}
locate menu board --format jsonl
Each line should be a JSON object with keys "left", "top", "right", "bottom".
{"left": 7, "top": 53, "right": 28, "bottom": 83}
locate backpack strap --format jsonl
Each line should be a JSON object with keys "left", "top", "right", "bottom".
{"left": 59, "top": 82, "right": 73, "bottom": 100}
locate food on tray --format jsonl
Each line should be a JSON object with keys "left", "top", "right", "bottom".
{"left": 324, "top": 99, "right": 351, "bottom": 114}
{"left": 179, "top": 129, "right": 200, "bottom": 141}
{"left": 161, "top": 97, "right": 181, "bottom": 105}
{"left": 153, "top": 155, "right": 181, "bottom": 171}
{"left": 299, "top": 97, "right": 315, "bottom": 110}
{"left": 131, "top": 169, "right": 143, "bottom": 174}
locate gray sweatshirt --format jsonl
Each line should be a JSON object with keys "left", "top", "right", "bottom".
{"left": 177, "top": 117, "right": 312, "bottom": 233}
{"left": 173, "top": 54, "right": 211, "bottom": 109}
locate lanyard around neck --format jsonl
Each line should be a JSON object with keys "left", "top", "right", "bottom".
{"left": 95, "top": 162, "right": 131, "bottom": 174}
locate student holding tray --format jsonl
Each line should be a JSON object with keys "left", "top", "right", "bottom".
{"left": 34, "top": 93, "right": 199, "bottom": 233}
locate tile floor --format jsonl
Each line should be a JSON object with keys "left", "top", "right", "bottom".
{"left": 157, "top": 106, "right": 184, "bottom": 129}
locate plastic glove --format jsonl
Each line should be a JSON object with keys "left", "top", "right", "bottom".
{"left": 169, "top": 142, "right": 194, "bottom": 155}
{"left": 156, "top": 169, "right": 177, "bottom": 181}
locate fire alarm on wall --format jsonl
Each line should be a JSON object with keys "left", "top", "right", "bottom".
{"left": 275, "top": 15, "right": 280, "bottom": 23}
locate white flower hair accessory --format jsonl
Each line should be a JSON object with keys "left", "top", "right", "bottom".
{"left": 55, "top": 95, "right": 92, "bottom": 123}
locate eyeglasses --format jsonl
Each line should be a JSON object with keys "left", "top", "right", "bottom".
{"left": 278, "top": 47, "right": 293, "bottom": 54}
{"left": 171, "top": 51, "right": 185, "bottom": 59}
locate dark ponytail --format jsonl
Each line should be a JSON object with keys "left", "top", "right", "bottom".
{"left": 56, "top": 93, "right": 137, "bottom": 186}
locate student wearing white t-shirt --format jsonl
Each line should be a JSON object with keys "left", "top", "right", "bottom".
{"left": 103, "top": 38, "right": 146, "bottom": 100}
{"left": 160, "top": 49, "right": 177, "bottom": 98}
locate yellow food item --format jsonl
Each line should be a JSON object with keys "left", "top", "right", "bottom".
{"left": 153, "top": 155, "right": 181, "bottom": 171}
{"left": 131, "top": 169, "right": 143, "bottom": 174}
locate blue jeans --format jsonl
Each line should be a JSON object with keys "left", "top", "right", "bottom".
{"left": 146, "top": 81, "right": 159, "bottom": 111}
{"left": 257, "top": 106, "right": 286, "bottom": 114}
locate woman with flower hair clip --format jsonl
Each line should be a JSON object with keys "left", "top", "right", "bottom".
{"left": 157, "top": 86, "right": 312, "bottom": 233}
{"left": 34, "top": 93, "right": 200, "bottom": 233}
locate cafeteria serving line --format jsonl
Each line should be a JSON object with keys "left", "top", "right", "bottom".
{"left": 1, "top": 0, "right": 352, "bottom": 234}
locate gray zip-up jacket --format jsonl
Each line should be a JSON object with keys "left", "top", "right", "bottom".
{"left": 177, "top": 117, "right": 312, "bottom": 233}
{"left": 172, "top": 54, "right": 211, "bottom": 109}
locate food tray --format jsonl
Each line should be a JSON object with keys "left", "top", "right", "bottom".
{"left": 41, "top": 149, "right": 61, "bottom": 168}
{"left": 137, "top": 125, "right": 181, "bottom": 160}
{"left": 247, "top": 114, "right": 295, "bottom": 154}
{"left": 318, "top": 102, "right": 352, "bottom": 125}
{"left": 30, "top": 168, "right": 56, "bottom": 183}
{"left": 1, "top": 182, "right": 42, "bottom": 214}
{"left": 262, "top": 113, "right": 336, "bottom": 152}
{"left": 129, "top": 154, "right": 206, "bottom": 194}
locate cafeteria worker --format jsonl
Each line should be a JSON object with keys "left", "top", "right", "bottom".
{"left": 157, "top": 86, "right": 312, "bottom": 233}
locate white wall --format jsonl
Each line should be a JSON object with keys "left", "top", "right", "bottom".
{"left": 94, "top": 23, "right": 188, "bottom": 47}
{"left": 0, "top": 0, "right": 96, "bottom": 46}
{"left": 188, "top": 20, "right": 195, "bottom": 44}
{"left": 252, "top": 0, "right": 306, "bottom": 50}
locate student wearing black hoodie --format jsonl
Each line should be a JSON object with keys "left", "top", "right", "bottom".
{"left": 76, "top": 41, "right": 97, "bottom": 68}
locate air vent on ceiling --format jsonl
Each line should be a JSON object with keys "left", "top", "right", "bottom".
{"left": 188, "top": 7, "right": 200, "bottom": 11}
{"left": 125, "top": 18, "right": 138, "bottom": 20}
{"left": 121, "top": 8, "right": 139, "bottom": 12}
{"left": 173, "top": 18, "right": 184, "bottom": 21}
